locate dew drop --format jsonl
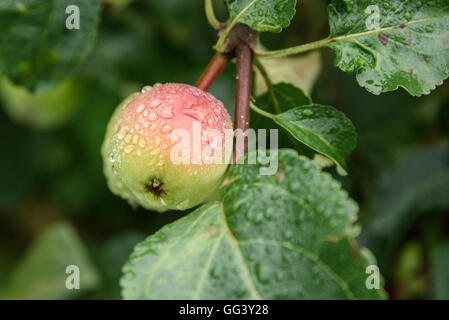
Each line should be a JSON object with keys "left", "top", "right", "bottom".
{"left": 148, "top": 112, "right": 158, "bottom": 121}
{"left": 141, "top": 86, "right": 152, "bottom": 93}
{"left": 255, "top": 263, "right": 270, "bottom": 284}
{"left": 160, "top": 107, "right": 174, "bottom": 119}
{"left": 283, "top": 229, "right": 293, "bottom": 240}
{"left": 161, "top": 124, "right": 173, "bottom": 134}
{"left": 154, "top": 136, "right": 162, "bottom": 147}
{"left": 124, "top": 145, "right": 135, "bottom": 154}
{"left": 136, "top": 104, "right": 145, "bottom": 113}
{"left": 264, "top": 207, "right": 276, "bottom": 220}
{"left": 253, "top": 214, "right": 263, "bottom": 225}
{"left": 117, "top": 126, "right": 129, "bottom": 140}
{"left": 139, "top": 138, "right": 146, "bottom": 148}
{"left": 275, "top": 271, "right": 284, "bottom": 282}
{"left": 213, "top": 107, "right": 222, "bottom": 115}
{"left": 124, "top": 134, "right": 132, "bottom": 143}
{"left": 302, "top": 110, "right": 313, "bottom": 117}
{"left": 150, "top": 99, "right": 162, "bottom": 108}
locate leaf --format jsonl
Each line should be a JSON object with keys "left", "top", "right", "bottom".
{"left": 251, "top": 83, "right": 312, "bottom": 151}
{"left": 0, "top": 0, "right": 101, "bottom": 91}
{"left": 225, "top": 0, "right": 297, "bottom": 32}
{"left": 251, "top": 82, "right": 311, "bottom": 141}
{"left": 360, "top": 143, "right": 449, "bottom": 268}
{"left": 393, "top": 241, "right": 427, "bottom": 298}
{"left": 273, "top": 105, "right": 357, "bottom": 172}
{"left": 432, "top": 243, "right": 449, "bottom": 299}
{"left": 255, "top": 51, "right": 322, "bottom": 96}
{"left": 0, "top": 222, "right": 99, "bottom": 299}
{"left": 327, "top": 0, "right": 449, "bottom": 96}
{"left": 121, "top": 149, "right": 385, "bottom": 299}
{"left": 256, "top": 82, "right": 312, "bottom": 114}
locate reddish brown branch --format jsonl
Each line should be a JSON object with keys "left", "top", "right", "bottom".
{"left": 233, "top": 41, "right": 253, "bottom": 163}
{"left": 195, "top": 52, "right": 230, "bottom": 91}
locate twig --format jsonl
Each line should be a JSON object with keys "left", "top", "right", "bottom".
{"left": 250, "top": 101, "right": 274, "bottom": 119}
{"left": 234, "top": 41, "right": 253, "bottom": 162}
{"left": 195, "top": 52, "right": 231, "bottom": 91}
{"left": 253, "top": 58, "right": 281, "bottom": 114}
{"left": 205, "top": 0, "right": 224, "bottom": 30}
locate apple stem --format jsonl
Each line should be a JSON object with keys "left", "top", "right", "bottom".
{"left": 195, "top": 52, "right": 231, "bottom": 91}
{"left": 233, "top": 41, "right": 253, "bottom": 163}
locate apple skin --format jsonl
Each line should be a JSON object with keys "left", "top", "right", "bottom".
{"left": 101, "top": 83, "right": 233, "bottom": 212}
{"left": 0, "top": 77, "right": 80, "bottom": 130}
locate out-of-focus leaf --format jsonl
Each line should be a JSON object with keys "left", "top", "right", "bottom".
{"left": 394, "top": 241, "right": 427, "bottom": 299}
{"left": 432, "top": 243, "right": 449, "bottom": 299}
{"left": 225, "top": 0, "right": 296, "bottom": 32}
{"left": 1, "top": 222, "right": 99, "bottom": 299}
{"left": 255, "top": 51, "right": 322, "bottom": 96}
{"left": 327, "top": 0, "right": 449, "bottom": 96}
{"left": 89, "top": 231, "right": 146, "bottom": 299}
{"left": 0, "top": 0, "right": 101, "bottom": 91}
{"left": 0, "top": 77, "right": 81, "bottom": 130}
{"left": 360, "top": 143, "right": 449, "bottom": 267}
{"left": 121, "top": 149, "right": 385, "bottom": 299}
{"left": 274, "top": 105, "right": 357, "bottom": 172}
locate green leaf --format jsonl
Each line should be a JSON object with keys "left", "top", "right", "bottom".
{"left": 273, "top": 105, "right": 357, "bottom": 172}
{"left": 1, "top": 222, "right": 99, "bottom": 299}
{"left": 0, "top": 0, "right": 101, "bottom": 91}
{"left": 121, "top": 149, "right": 385, "bottom": 299}
{"left": 256, "top": 82, "right": 312, "bottom": 114}
{"left": 432, "top": 243, "right": 449, "bottom": 299}
{"left": 251, "top": 83, "right": 312, "bottom": 150}
{"left": 225, "top": 0, "right": 297, "bottom": 32}
{"left": 360, "top": 143, "right": 449, "bottom": 267}
{"left": 327, "top": 0, "right": 449, "bottom": 96}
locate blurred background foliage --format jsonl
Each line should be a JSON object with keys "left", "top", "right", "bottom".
{"left": 0, "top": 0, "right": 448, "bottom": 299}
